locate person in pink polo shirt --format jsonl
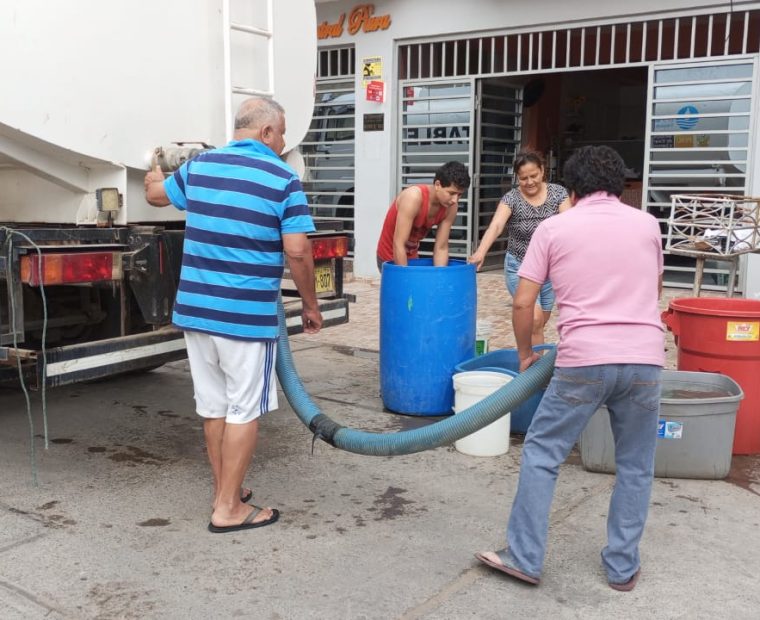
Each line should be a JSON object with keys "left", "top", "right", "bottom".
{"left": 476, "top": 145, "right": 665, "bottom": 592}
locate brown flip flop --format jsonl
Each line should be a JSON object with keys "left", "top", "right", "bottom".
{"left": 475, "top": 550, "right": 540, "bottom": 585}
{"left": 207, "top": 505, "right": 280, "bottom": 534}
{"left": 609, "top": 568, "right": 641, "bottom": 592}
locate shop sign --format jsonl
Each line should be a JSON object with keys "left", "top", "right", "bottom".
{"left": 406, "top": 126, "right": 470, "bottom": 144}
{"left": 361, "top": 56, "right": 382, "bottom": 87}
{"left": 676, "top": 105, "right": 699, "bottom": 130}
{"left": 363, "top": 113, "right": 384, "bottom": 131}
{"left": 652, "top": 135, "right": 674, "bottom": 148}
{"left": 317, "top": 4, "right": 392, "bottom": 40}
{"left": 675, "top": 134, "right": 694, "bottom": 148}
{"left": 366, "top": 80, "right": 385, "bottom": 103}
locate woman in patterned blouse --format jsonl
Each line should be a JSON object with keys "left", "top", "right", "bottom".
{"left": 469, "top": 149, "right": 571, "bottom": 345}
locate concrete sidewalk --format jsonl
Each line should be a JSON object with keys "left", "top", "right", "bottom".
{"left": 0, "top": 271, "right": 758, "bottom": 618}
{"left": 310, "top": 270, "right": 692, "bottom": 368}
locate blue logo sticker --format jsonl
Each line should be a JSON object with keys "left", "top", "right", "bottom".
{"left": 676, "top": 105, "right": 699, "bottom": 130}
{"left": 658, "top": 420, "right": 684, "bottom": 439}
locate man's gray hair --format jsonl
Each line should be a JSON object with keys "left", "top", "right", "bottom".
{"left": 234, "top": 97, "right": 285, "bottom": 130}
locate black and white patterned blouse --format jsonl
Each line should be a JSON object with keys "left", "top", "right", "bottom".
{"left": 503, "top": 183, "right": 569, "bottom": 262}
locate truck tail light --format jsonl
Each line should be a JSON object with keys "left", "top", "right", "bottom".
{"left": 311, "top": 236, "right": 349, "bottom": 260}
{"left": 20, "top": 252, "right": 121, "bottom": 286}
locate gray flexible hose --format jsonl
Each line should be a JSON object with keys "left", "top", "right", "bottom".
{"left": 276, "top": 298, "right": 555, "bottom": 456}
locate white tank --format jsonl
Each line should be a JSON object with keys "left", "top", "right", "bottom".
{"left": 0, "top": 0, "right": 317, "bottom": 224}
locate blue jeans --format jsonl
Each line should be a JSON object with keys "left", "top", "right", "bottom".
{"left": 504, "top": 253, "right": 554, "bottom": 311}
{"left": 505, "top": 364, "right": 662, "bottom": 583}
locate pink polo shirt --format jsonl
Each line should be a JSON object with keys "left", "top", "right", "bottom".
{"left": 519, "top": 192, "right": 665, "bottom": 368}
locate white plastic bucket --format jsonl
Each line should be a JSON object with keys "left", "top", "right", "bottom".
{"left": 475, "top": 320, "right": 492, "bottom": 356}
{"left": 452, "top": 370, "right": 512, "bottom": 456}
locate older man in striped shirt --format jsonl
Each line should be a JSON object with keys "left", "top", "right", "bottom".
{"left": 145, "top": 97, "right": 321, "bottom": 533}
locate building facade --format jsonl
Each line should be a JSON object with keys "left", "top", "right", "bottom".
{"left": 310, "top": 0, "right": 760, "bottom": 296}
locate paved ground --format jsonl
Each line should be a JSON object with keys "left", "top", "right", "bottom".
{"left": 1, "top": 271, "right": 759, "bottom": 619}
{"left": 313, "top": 270, "right": 708, "bottom": 368}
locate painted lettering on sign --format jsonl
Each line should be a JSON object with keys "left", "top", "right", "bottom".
{"left": 318, "top": 4, "right": 391, "bottom": 40}
{"left": 317, "top": 13, "right": 345, "bottom": 39}
{"left": 406, "top": 126, "right": 470, "bottom": 144}
{"left": 348, "top": 4, "right": 391, "bottom": 35}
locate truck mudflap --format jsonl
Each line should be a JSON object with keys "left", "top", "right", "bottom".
{"left": 0, "top": 296, "right": 349, "bottom": 389}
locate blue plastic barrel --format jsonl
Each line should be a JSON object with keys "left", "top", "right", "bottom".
{"left": 380, "top": 259, "right": 476, "bottom": 415}
{"left": 454, "top": 345, "right": 556, "bottom": 433}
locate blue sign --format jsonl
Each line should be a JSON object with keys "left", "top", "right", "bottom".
{"left": 676, "top": 105, "right": 699, "bottom": 130}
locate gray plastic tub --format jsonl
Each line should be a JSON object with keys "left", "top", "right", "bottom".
{"left": 579, "top": 370, "right": 743, "bottom": 480}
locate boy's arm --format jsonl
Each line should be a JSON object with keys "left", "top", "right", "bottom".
{"left": 392, "top": 187, "right": 422, "bottom": 266}
{"left": 432, "top": 204, "right": 458, "bottom": 266}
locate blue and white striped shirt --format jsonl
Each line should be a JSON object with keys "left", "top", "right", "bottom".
{"left": 163, "top": 139, "right": 315, "bottom": 340}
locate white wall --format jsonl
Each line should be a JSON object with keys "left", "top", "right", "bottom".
{"left": 317, "top": 0, "right": 760, "bottom": 281}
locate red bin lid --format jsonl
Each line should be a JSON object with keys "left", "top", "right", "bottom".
{"left": 668, "top": 297, "right": 760, "bottom": 318}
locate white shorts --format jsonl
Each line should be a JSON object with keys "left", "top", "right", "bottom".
{"left": 184, "top": 331, "right": 278, "bottom": 425}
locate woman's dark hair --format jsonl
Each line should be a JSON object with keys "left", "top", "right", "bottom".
{"left": 435, "top": 161, "right": 471, "bottom": 190}
{"left": 562, "top": 145, "right": 626, "bottom": 198}
{"left": 513, "top": 149, "right": 545, "bottom": 175}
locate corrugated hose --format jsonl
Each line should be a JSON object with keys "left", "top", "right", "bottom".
{"left": 275, "top": 298, "right": 556, "bottom": 456}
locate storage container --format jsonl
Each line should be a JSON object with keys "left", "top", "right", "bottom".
{"left": 380, "top": 259, "right": 476, "bottom": 415}
{"left": 454, "top": 345, "right": 555, "bottom": 433}
{"left": 579, "top": 370, "right": 744, "bottom": 479}
{"left": 662, "top": 297, "right": 760, "bottom": 454}
{"left": 453, "top": 371, "right": 515, "bottom": 456}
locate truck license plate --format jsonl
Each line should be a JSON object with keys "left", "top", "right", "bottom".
{"left": 314, "top": 264, "right": 333, "bottom": 293}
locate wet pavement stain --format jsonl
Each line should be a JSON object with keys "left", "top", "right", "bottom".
{"left": 331, "top": 344, "right": 380, "bottom": 361}
{"left": 88, "top": 446, "right": 107, "bottom": 453}
{"left": 658, "top": 480, "right": 679, "bottom": 489}
{"left": 50, "top": 438, "right": 73, "bottom": 444}
{"left": 384, "top": 414, "right": 449, "bottom": 432}
{"left": 372, "top": 486, "right": 420, "bottom": 521}
{"left": 108, "top": 445, "right": 168, "bottom": 466}
{"left": 726, "top": 455, "right": 760, "bottom": 498}
{"left": 675, "top": 495, "right": 700, "bottom": 503}
{"left": 10, "top": 507, "right": 76, "bottom": 529}
{"left": 157, "top": 410, "right": 180, "bottom": 418}
{"left": 38, "top": 501, "right": 59, "bottom": 510}
{"left": 138, "top": 518, "right": 170, "bottom": 527}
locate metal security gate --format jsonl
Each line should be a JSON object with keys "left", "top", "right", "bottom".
{"left": 398, "top": 80, "right": 474, "bottom": 259}
{"left": 644, "top": 57, "right": 757, "bottom": 290}
{"left": 396, "top": 8, "right": 760, "bottom": 277}
{"left": 472, "top": 79, "right": 523, "bottom": 267}
{"left": 302, "top": 46, "right": 356, "bottom": 252}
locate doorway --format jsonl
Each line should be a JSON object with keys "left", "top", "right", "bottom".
{"left": 474, "top": 67, "right": 648, "bottom": 270}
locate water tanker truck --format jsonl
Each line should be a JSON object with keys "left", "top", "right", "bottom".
{"left": 0, "top": 0, "right": 349, "bottom": 388}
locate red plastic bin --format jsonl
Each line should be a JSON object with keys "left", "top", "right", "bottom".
{"left": 662, "top": 297, "right": 760, "bottom": 455}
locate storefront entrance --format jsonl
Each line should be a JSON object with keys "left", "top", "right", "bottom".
{"left": 397, "top": 10, "right": 759, "bottom": 290}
